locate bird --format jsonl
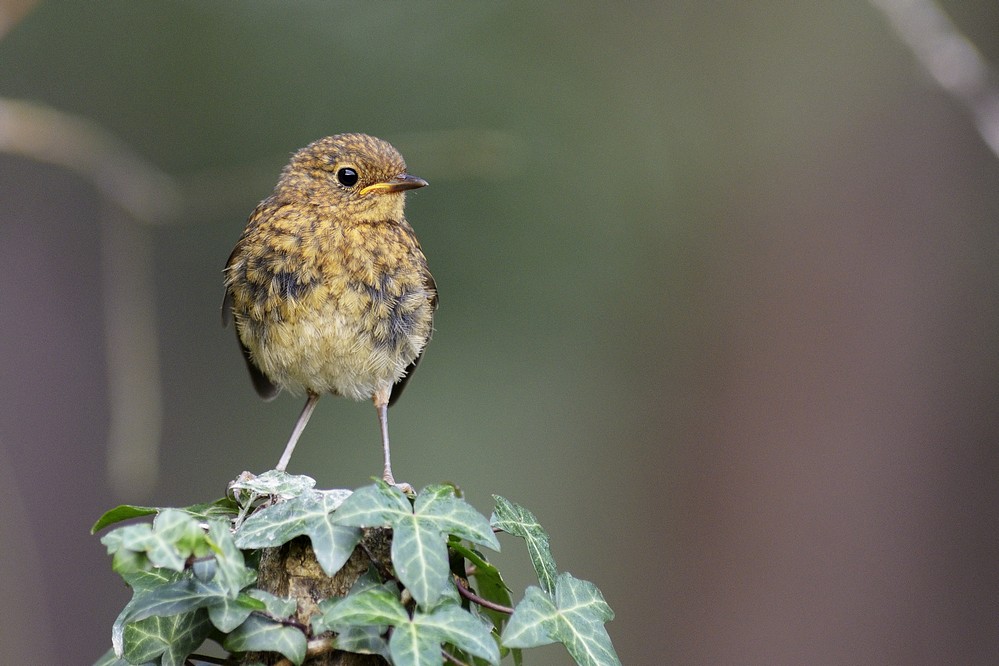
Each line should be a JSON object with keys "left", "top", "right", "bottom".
{"left": 222, "top": 133, "right": 437, "bottom": 486}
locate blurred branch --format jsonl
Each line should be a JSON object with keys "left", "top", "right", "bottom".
{"left": 0, "top": 97, "right": 179, "bottom": 497}
{"left": 0, "top": 0, "right": 39, "bottom": 41}
{"left": 101, "top": 204, "right": 163, "bottom": 497}
{"left": 0, "top": 98, "right": 181, "bottom": 223}
{"left": 870, "top": 0, "right": 999, "bottom": 160}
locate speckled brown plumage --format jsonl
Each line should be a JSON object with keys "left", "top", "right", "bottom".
{"left": 223, "top": 134, "right": 436, "bottom": 484}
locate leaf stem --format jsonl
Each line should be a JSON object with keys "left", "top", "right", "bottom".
{"left": 453, "top": 575, "right": 514, "bottom": 614}
{"left": 442, "top": 648, "right": 471, "bottom": 666}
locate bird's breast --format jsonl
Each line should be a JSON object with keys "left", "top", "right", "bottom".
{"left": 228, "top": 219, "right": 434, "bottom": 400}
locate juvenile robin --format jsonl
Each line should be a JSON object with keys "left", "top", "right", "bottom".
{"left": 222, "top": 133, "right": 437, "bottom": 485}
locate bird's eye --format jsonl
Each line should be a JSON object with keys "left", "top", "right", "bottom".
{"left": 336, "top": 167, "right": 359, "bottom": 187}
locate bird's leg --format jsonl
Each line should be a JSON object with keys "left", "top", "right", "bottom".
{"left": 373, "top": 386, "right": 395, "bottom": 485}
{"left": 373, "top": 390, "right": 416, "bottom": 495}
{"left": 374, "top": 386, "right": 414, "bottom": 495}
{"left": 276, "top": 392, "right": 320, "bottom": 472}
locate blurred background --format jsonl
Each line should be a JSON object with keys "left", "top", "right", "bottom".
{"left": 2, "top": 1, "right": 999, "bottom": 663}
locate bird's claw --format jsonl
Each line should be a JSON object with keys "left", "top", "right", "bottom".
{"left": 384, "top": 476, "right": 415, "bottom": 496}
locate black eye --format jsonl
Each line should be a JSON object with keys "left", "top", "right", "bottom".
{"left": 336, "top": 167, "right": 359, "bottom": 187}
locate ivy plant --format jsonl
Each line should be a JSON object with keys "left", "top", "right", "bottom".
{"left": 93, "top": 471, "right": 620, "bottom": 666}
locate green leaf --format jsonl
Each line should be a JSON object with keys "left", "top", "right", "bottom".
{"left": 120, "top": 567, "right": 181, "bottom": 592}
{"left": 229, "top": 469, "right": 317, "bottom": 502}
{"left": 92, "top": 505, "right": 159, "bottom": 534}
{"left": 101, "top": 523, "right": 150, "bottom": 557}
{"left": 392, "top": 513, "right": 450, "bottom": 611}
{"left": 112, "top": 596, "right": 138, "bottom": 656}
{"left": 552, "top": 574, "right": 617, "bottom": 665}
{"left": 333, "top": 626, "right": 390, "bottom": 660}
{"left": 111, "top": 509, "right": 200, "bottom": 572}
{"left": 223, "top": 614, "right": 307, "bottom": 665}
{"left": 312, "top": 568, "right": 385, "bottom": 635}
{"left": 110, "top": 546, "right": 150, "bottom": 575}
{"left": 491, "top": 496, "right": 557, "bottom": 593}
{"left": 247, "top": 588, "right": 299, "bottom": 619}
{"left": 183, "top": 496, "right": 240, "bottom": 521}
{"left": 414, "top": 603, "right": 500, "bottom": 664}
{"left": 125, "top": 578, "right": 225, "bottom": 623}
{"left": 332, "top": 483, "right": 412, "bottom": 526}
{"left": 417, "top": 486, "right": 500, "bottom": 551}
{"left": 208, "top": 592, "right": 266, "bottom": 632}
{"left": 92, "top": 498, "right": 238, "bottom": 534}
{"left": 121, "top": 609, "right": 211, "bottom": 666}
{"left": 316, "top": 584, "right": 407, "bottom": 628}
{"left": 235, "top": 490, "right": 361, "bottom": 576}
{"left": 502, "top": 573, "right": 620, "bottom": 666}
{"left": 388, "top": 622, "right": 441, "bottom": 665}
{"left": 102, "top": 511, "right": 217, "bottom": 576}
{"left": 383, "top": 602, "right": 500, "bottom": 666}
{"left": 501, "top": 586, "right": 558, "bottom": 648}
{"left": 207, "top": 519, "right": 255, "bottom": 595}
{"left": 335, "top": 484, "right": 499, "bottom": 609}
{"left": 450, "top": 541, "right": 514, "bottom": 631}
{"left": 320, "top": 583, "right": 499, "bottom": 665}
{"left": 102, "top": 511, "right": 205, "bottom": 574}
{"left": 154, "top": 509, "right": 207, "bottom": 555}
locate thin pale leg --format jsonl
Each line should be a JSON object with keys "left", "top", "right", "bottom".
{"left": 373, "top": 386, "right": 395, "bottom": 484}
{"left": 276, "top": 392, "right": 320, "bottom": 471}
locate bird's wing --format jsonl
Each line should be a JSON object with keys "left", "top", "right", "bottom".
{"left": 389, "top": 268, "right": 438, "bottom": 408}
{"left": 237, "top": 331, "right": 280, "bottom": 401}
{"left": 222, "top": 239, "right": 281, "bottom": 401}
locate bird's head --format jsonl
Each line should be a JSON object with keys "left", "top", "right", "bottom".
{"left": 277, "top": 133, "right": 427, "bottom": 221}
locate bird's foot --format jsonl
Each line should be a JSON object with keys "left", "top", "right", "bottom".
{"left": 395, "top": 482, "right": 416, "bottom": 496}
{"left": 383, "top": 472, "right": 415, "bottom": 496}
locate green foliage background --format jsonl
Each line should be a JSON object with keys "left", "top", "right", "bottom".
{"left": 3, "top": 1, "right": 999, "bottom": 664}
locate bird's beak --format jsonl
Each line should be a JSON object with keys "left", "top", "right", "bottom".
{"left": 360, "top": 173, "right": 428, "bottom": 196}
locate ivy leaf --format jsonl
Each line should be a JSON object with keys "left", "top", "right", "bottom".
{"left": 110, "top": 571, "right": 185, "bottom": 657}
{"left": 101, "top": 509, "right": 207, "bottom": 574}
{"left": 229, "top": 470, "right": 316, "bottom": 502}
{"left": 223, "top": 614, "right": 307, "bottom": 665}
{"left": 234, "top": 490, "right": 361, "bottom": 576}
{"left": 247, "top": 588, "right": 298, "bottom": 619}
{"left": 316, "top": 584, "right": 407, "bottom": 629}
{"left": 502, "top": 573, "right": 619, "bottom": 666}
{"left": 208, "top": 592, "right": 266, "bottom": 632}
{"left": 384, "top": 602, "right": 499, "bottom": 666}
{"left": 91, "top": 497, "right": 238, "bottom": 534}
{"left": 121, "top": 609, "right": 211, "bottom": 666}
{"left": 183, "top": 496, "right": 240, "bottom": 522}
{"left": 312, "top": 568, "right": 386, "bottom": 635}
{"left": 333, "top": 626, "right": 390, "bottom": 661}
{"left": 124, "top": 577, "right": 226, "bottom": 623}
{"left": 102, "top": 524, "right": 153, "bottom": 573}
{"left": 206, "top": 519, "right": 255, "bottom": 595}
{"left": 387, "top": 622, "right": 441, "bottom": 665}
{"left": 120, "top": 567, "right": 181, "bottom": 592}
{"left": 320, "top": 587, "right": 499, "bottom": 665}
{"left": 392, "top": 512, "right": 450, "bottom": 611}
{"left": 331, "top": 483, "right": 412, "bottom": 525}
{"left": 153, "top": 509, "right": 209, "bottom": 556}
{"left": 334, "top": 484, "right": 499, "bottom": 609}
{"left": 491, "top": 496, "right": 557, "bottom": 593}
{"left": 449, "top": 540, "right": 514, "bottom": 633}
{"left": 92, "top": 505, "right": 159, "bottom": 534}
{"left": 412, "top": 602, "right": 500, "bottom": 664}
{"left": 417, "top": 485, "right": 500, "bottom": 550}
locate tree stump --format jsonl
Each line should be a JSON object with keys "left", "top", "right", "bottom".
{"left": 238, "top": 528, "right": 393, "bottom": 665}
